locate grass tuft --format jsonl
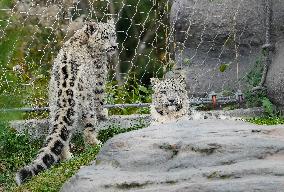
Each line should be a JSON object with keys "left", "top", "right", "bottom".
{"left": 12, "top": 146, "right": 100, "bottom": 192}
{"left": 246, "top": 116, "right": 284, "bottom": 125}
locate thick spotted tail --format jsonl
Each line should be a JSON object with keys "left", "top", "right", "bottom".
{"left": 15, "top": 122, "right": 71, "bottom": 185}
{"left": 15, "top": 150, "right": 59, "bottom": 185}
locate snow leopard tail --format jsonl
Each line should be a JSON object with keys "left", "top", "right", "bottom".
{"left": 15, "top": 113, "right": 72, "bottom": 185}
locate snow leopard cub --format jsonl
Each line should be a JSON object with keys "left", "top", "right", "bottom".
{"left": 150, "top": 77, "right": 190, "bottom": 125}
{"left": 16, "top": 19, "right": 117, "bottom": 185}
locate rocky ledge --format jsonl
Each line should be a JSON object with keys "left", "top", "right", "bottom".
{"left": 61, "top": 120, "right": 284, "bottom": 192}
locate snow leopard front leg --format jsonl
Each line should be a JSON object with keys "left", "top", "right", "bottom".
{"left": 82, "top": 111, "right": 101, "bottom": 146}
{"left": 81, "top": 57, "right": 108, "bottom": 146}
{"left": 77, "top": 78, "right": 102, "bottom": 146}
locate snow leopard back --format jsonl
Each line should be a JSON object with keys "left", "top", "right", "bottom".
{"left": 16, "top": 20, "right": 117, "bottom": 185}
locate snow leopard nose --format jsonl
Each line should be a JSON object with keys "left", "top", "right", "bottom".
{"left": 168, "top": 99, "right": 175, "bottom": 104}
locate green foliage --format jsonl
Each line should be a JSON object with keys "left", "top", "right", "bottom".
{"left": 0, "top": 0, "right": 14, "bottom": 7}
{"left": 219, "top": 63, "right": 230, "bottom": 72}
{"left": 0, "top": 114, "right": 146, "bottom": 191}
{"left": 98, "top": 123, "right": 146, "bottom": 143}
{"left": 244, "top": 55, "right": 264, "bottom": 108}
{"left": 244, "top": 54, "right": 276, "bottom": 114}
{"left": 247, "top": 116, "right": 284, "bottom": 125}
{"left": 6, "top": 123, "right": 146, "bottom": 191}
{"left": 92, "top": 0, "right": 169, "bottom": 82}
{"left": 246, "top": 58, "right": 263, "bottom": 88}
{"left": 0, "top": 111, "right": 24, "bottom": 122}
{"left": 70, "top": 133, "right": 86, "bottom": 155}
{"left": 0, "top": 0, "right": 169, "bottom": 114}
{"left": 261, "top": 97, "right": 276, "bottom": 117}
{"left": 106, "top": 73, "right": 153, "bottom": 115}
{"left": 12, "top": 146, "right": 100, "bottom": 192}
{"left": 244, "top": 90, "right": 266, "bottom": 108}
{"left": 0, "top": 121, "right": 42, "bottom": 191}
{"left": 244, "top": 54, "right": 281, "bottom": 119}
{"left": 0, "top": 1, "right": 64, "bottom": 112}
{"left": 0, "top": 119, "right": 85, "bottom": 191}
{"left": 0, "top": 24, "right": 62, "bottom": 111}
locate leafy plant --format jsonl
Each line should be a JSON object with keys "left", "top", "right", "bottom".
{"left": 244, "top": 53, "right": 280, "bottom": 118}
{"left": 244, "top": 56, "right": 269, "bottom": 106}
{"left": 247, "top": 116, "right": 284, "bottom": 125}
{"left": 0, "top": 121, "right": 42, "bottom": 191}
{"left": 12, "top": 146, "right": 100, "bottom": 192}
{"left": 98, "top": 123, "right": 146, "bottom": 143}
{"left": 0, "top": 113, "right": 146, "bottom": 191}
{"left": 261, "top": 97, "right": 276, "bottom": 117}
{"left": 106, "top": 73, "right": 153, "bottom": 115}
{"left": 219, "top": 63, "right": 230, "bottom": 72}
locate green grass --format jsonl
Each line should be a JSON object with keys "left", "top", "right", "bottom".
{"left": 12, "top": 146, "right": 100, "bottom": 192}
{"left": 0, "top": 112, "right": 24, "bottom": 122}
{"left": 246, "top": 116, "right": 284, "bottom": 125}
{"left": 0, "top": 114, "right": 146, "bottom": 192}
{"left": 0, "top": 120, "right": 42, "bottom": 191}
{"left": 98, "top": 124, "right": 146, "bottom": 143}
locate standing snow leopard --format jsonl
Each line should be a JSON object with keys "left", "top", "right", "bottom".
{"left": 16, "top": 19, "right": 117, "bottom": 185}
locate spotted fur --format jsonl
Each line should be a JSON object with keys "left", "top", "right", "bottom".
{"left": 15, "top": 20, "right": 117, "bottom": 185}
{"left": 150, "top": 77, "right": 190, "bottom": 125}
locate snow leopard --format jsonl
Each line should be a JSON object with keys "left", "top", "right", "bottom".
{"left": 15, "top": 19, "right": 117, "bottom": 185}
{"left": 150, "top": 77, "right": 191, "bottom": 125}
{"left": 150, "top": 76, "right": 243, "bottom": 125}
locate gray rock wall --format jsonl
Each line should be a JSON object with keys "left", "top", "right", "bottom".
{"left": 170, "top": 0, "right": 284, "bottom": 98}
{"left": 266, "top": 39, "right": 284, "bottom": 111}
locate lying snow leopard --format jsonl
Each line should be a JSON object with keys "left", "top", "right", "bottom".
{"left": 150, "top": 77, "right": 191, "bottom": 125}
{"left": 16, "top": 19, "right": 117, "bottom": 185}
{"left": 150, "top": 77, "right": 242, "bottom": 124}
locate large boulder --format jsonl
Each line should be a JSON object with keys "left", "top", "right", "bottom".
{"left": 170, "top": 0, "right": 284, "bottom": 96}
{"left": 61, "top": 120, "right": 284, "bottom": 192}
{"left": 266, "top": 40, "right": 284, "bottom": 111}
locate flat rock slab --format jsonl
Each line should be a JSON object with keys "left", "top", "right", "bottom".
{"left": 61, "top": 120, "right": 284, "bottom": 192}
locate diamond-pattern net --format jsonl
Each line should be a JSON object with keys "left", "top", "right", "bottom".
{"left": 0, "top": 0, "right": 266, "bottom": 114}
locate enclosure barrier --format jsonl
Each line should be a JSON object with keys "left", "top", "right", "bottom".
{"left": 0, "top": 91, "right": 244, "bottom": 113}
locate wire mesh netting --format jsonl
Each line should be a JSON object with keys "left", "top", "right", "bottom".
{"left": 0, "top": 0, "right": 272, "bottom": 115}
{"left": 0, "top": 0, "right": 174, "bottom": 115}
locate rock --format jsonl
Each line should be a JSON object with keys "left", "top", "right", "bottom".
{"left": 61, "top": 120, "right": 284, "bottom": 192}
{"left": 170, "top": 0, "right": 284, "bottom": 96}
{"left": 10, "top": 108, "right": 264, "bottom": 139}
{"left": 10, "top": 119, "right": 50, "bottom": 140}
{"left": 10, "top": 115, "right": 151, "bottom": 139}
{"left": 266, "top": 40, "right": 284, "bottom": 111}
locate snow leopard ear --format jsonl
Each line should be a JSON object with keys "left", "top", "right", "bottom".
{"left": 151, "top": 78, "right": 160, "bottom": 87}
{"left": 85, "top": 21, "right": 97, "bottom": 35}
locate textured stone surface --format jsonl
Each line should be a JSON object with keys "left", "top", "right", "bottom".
{"left": 170, "top": 0, "right": 284, "bottom": 96}
{"left": 10, "top": 108, "right": 263, "bottom": 139}
{"left": 61, "top": 120, "right": 284, "bottom": 192}
{"left": 266, "top": 40, "right": 284, "bottom": 111}
{"left": 10, "top": 115, "right": 151, "bottom": 139}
